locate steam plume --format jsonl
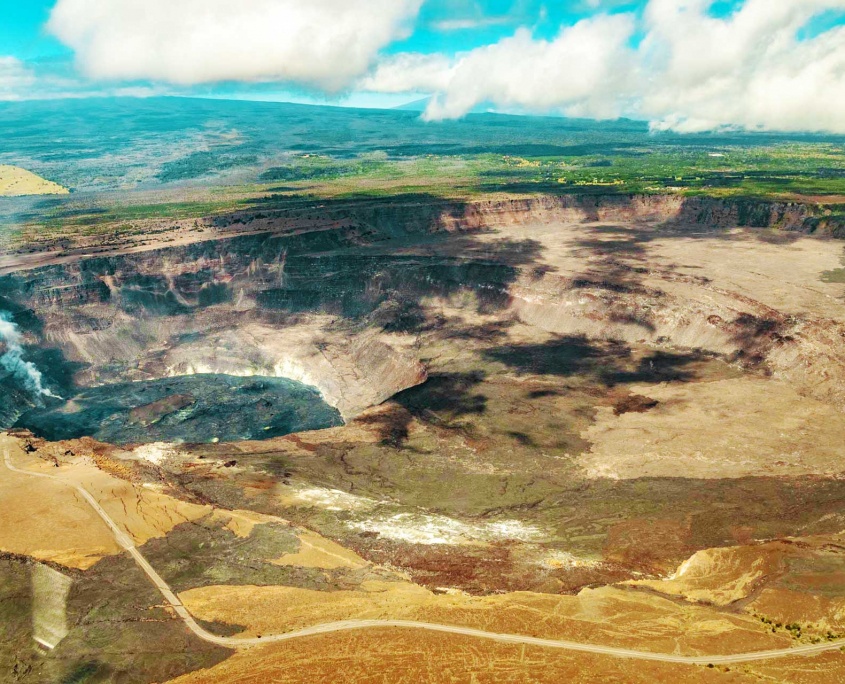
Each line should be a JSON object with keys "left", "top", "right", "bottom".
{"left": 0, "top": 312, "right": 61, "bottom": 402}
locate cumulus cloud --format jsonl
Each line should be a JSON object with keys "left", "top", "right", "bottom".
{"left": 641, "top": 0, "right": 845, "bottom": 132}
{"left": 421, "top": 14, "right": 636, "bottom": 121}
{"left": 34, "top": 0, "right": 845, "bottom": 132}
{"left": 364, "top": 0, "right": 845, "bottom": 133}
{"left": 47, "top": 0, "right": 423, "bottom": 91}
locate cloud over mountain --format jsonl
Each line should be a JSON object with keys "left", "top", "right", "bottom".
{"left": 39, "top": 0, "right": 845, "bottom": 133}
{"left": 0, "top": 58, "right": 35, "bottom": 100}
{"left": 384, "top": 0, "right": 845, "bottom": 133}
{"left": 640, "top": 0, "right": 845, "bottom": 132}
{"left": 420, "top": 14, "right": 636, "bottom": 121}
{"left": 47, "top": 0, "right": 423, "bottom": 91}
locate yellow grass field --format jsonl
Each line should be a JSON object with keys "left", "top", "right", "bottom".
{"left": 0, "top": 165, "right": 68, "bottom": 196}
{"left": 166, "top": 628, "right": 845, "bottom": 684}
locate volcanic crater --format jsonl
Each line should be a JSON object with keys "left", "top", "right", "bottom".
{"left": 4, "top": 192, "right": 845, "bottom": 610}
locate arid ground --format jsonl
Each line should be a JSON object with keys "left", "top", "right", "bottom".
{"left": 3, "top": 193, "right": 845, "bottom": 682}
{"left": 0, "top": 166, "right": 68, "bottom": 198}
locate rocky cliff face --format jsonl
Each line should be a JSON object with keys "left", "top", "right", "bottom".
{"left": 0, "top": 233, "right": 432, "bottom": 423}
{"left": 3, "top": 193, "right": 842, "bottom": 276}
{"left": 210, "top": 193, "right": 840, "bottom": 238}
{"left": 2, "top": 192, "right": 844, "bottom": 434}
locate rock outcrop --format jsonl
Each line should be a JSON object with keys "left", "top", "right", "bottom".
{"left": 2, "top": 192, "right": 845, "bottom": 433}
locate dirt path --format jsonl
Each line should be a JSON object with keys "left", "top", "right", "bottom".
{"left": 3, "top": 434, "right": 843, "bottom": 665}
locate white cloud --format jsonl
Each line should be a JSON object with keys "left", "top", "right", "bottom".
{"left": 364, "top": 0, "right": 845, "bottom": 133}
{"left": 0, "top": 56, "right": 169, "bottom": 102}
{"left": 431, "top": 16, "right": 514, "bottom": 31}
{"left": 18, "top": 0, "right": 845, "bottom": 133}
{"left": 0, "top": 57, "right": 36, "bottom": 101}
{"left": 360, "top": 53, "right": 456, "bottom": 94}
{"left": 422, "top": 14, "right": 637, "bottom": 121}
{"left": 640, "top": 0, "right": 845, "bottom": 132}
{"left": 47, "top": 0, "right": 423, "bottom": 91}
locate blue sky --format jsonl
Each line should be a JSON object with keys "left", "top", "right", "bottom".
{"left": 2, "top": 1, "right": 845, "bottom": 132}
{"left": 2, "top": 1, "right": 633, "bottom": 60}
{"left": 1, "top": 0, "right": 654, "bottom": 106}
{"left": 7, "top": 0, "right": 803, "bottom": 63}
{"left": 0, "top": 0, "right": 62, "bottom": 59}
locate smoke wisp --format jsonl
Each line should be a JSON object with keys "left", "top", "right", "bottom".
{"left": 0, "top": 312, "right": 61, "bottom": 402}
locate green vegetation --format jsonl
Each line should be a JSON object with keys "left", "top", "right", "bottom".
{"left": 482, "top": 144, "right": 845, "bottom": 198}
{"left": 260, "top": 152, "right": 389, "bottom": 182}
{"left": 758, "top": 615, "right": 844, "bottom": 643}
{"left": 821, "top": 256, "right": 845, "bottom": 283}
{"left": 157, "top": 151, "right": 259, "bottom": 182}
{"left": 1, "top": 97, "right": 844, "bottom": 247}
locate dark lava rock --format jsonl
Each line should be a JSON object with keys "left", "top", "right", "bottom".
{"left": 15, "top": 374, "right": 342, "bottom": 445}
{"left": 613, "top": 394, "right": 660, "bottom": 416}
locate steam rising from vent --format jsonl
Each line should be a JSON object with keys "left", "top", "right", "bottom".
{"left": 0, "top": 312, "right": 61, "bottom": 402}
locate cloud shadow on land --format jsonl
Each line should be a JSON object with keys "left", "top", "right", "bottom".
{"left": 483, "top": 335, "right": 702, "bottom": 386}
{"left": 393, "top": 371, "right": 488, "bottom": 423}
{"left": 233, "top": 193, "right": 548, "bottom": 332}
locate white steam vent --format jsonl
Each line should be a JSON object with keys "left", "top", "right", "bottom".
{"left": 0, "top": 311, "right": 61, "bottom": 401}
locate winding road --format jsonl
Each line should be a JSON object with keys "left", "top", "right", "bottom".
{"left": 3, "top": 438, "right": 844, "bottom": 665}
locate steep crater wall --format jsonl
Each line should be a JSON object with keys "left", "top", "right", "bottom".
{"left": 2, "top": 192, "right": 845, "bottom": 437}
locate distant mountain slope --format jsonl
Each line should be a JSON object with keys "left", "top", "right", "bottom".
{"left": 0, "top": 165, "right": 68, "bottom": 197}
{"left": 394, "top": 97, "right": 492, "bottom": 114}
{"left": 0, "top": 97, "right": 842, "bottom": 193}
{"left": 393, "top": 97, "right": 431, "bottom": 112}
{"left": 0, "top": 97, "right": 653, "bottom": 191}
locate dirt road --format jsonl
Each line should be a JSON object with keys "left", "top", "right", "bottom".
{"left": 3, "top": 434, "right": 843, "bottom": 665}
